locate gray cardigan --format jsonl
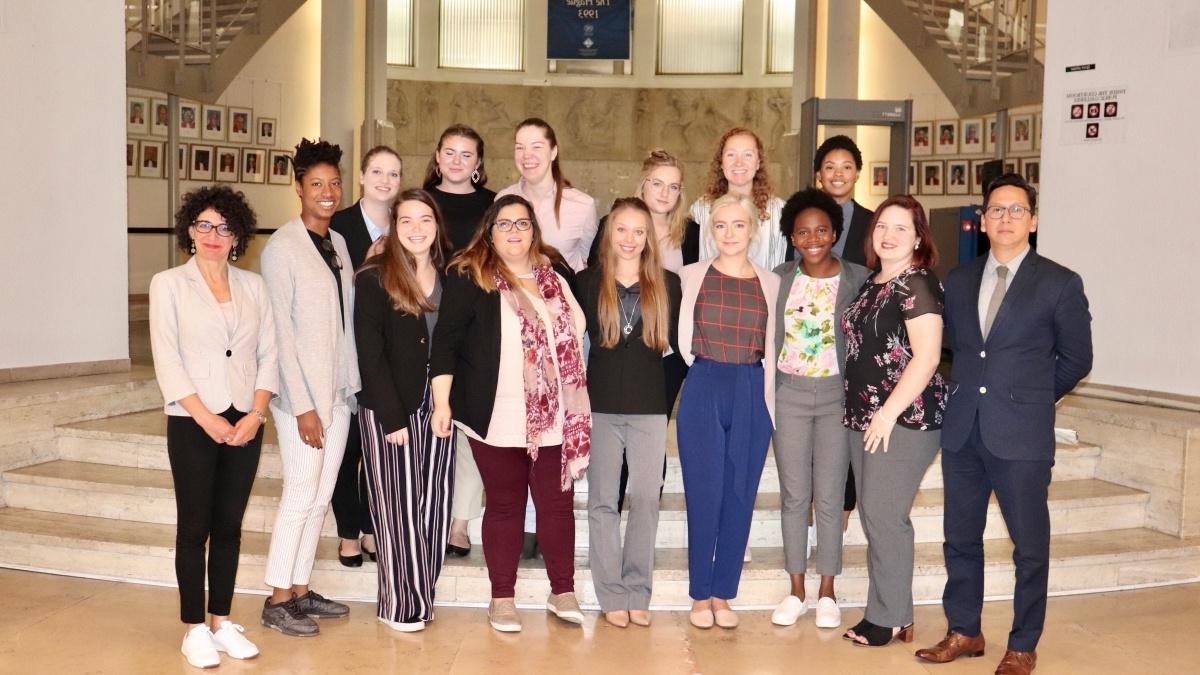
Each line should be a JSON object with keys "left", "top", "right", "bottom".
{"left": 772, "top": 256, "right": 871, "bottom": 377}
{"left": 260, "top": 218, "right": 361, "bottom": 423}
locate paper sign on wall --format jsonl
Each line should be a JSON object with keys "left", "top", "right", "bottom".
{"left": 1061, "top": 86, "right": 1127, "bottom": 145}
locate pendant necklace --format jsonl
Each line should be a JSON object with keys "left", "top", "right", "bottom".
{"left": 618, "top": 292, "right": 640, "bottom": 337}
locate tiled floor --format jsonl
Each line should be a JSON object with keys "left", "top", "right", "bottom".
{"left": 0, "top": 568, "right": 1197, "bottom": 673}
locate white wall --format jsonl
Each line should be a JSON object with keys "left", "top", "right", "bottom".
{"left": 127, "top": 0, "right": 324, "bottom": 293}
{"left": 1039, "top": 0, "right": 1200, "bottom": 396}
{"left": 0, "top": 2, "right": 128, "bottom": 369}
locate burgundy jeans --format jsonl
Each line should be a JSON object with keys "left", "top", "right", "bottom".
{"left": 469, "top": 439, "right": 575, "bottom": 597}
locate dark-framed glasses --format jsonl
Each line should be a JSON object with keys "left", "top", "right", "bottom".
{"left": 494, "top": 218, "right": 533, "bottom": 232}
{"left": 193, "top": 220, "right": 233, "bottom": 237}
{"left": 319, "top": 238, "right": 344, "bottom": 270}
{"left": 981, "top": 204, "right": 1032, "bottom": 220}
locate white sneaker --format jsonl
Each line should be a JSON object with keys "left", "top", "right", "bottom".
{"left": 770, "top": 595, "right": 808, "bottom": 626}
{"left": 180, "top": 624, "right": 220, "bottom": 669}
{"left": 814, "top": 596, "right": 842, "bottom": 628}
{"left": 379, "top": 616, "right": 426, "bottom": 633}
{"left": 211, "top": 620, "right": 259, "bottom": 660}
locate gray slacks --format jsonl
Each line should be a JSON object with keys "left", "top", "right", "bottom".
{"left": 848, "top": 424, "right": 940, "bottom": 627}
{"left": 772, "top": 373, "right": 850, "bottom": 576}
{"left": 587, "top": 413, "right": 666, "bottom": 611}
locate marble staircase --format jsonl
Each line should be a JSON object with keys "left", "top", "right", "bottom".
{"left": 1, "top": 375, "right": 1199, "bottom": 610}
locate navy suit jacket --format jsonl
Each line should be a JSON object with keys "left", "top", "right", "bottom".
{"left": 941, "top": 249, "right": 1093, "bottom": 461}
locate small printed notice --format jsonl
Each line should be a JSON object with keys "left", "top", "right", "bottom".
{"left": 1061, "top": 85, "right": 1127, "bottom": 145}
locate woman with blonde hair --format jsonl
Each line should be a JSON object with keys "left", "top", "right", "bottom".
{"left": 429, "top": 194, "right": 590, "bottom": 633}
{"left": 578, "top": 197, "right": 681, "bottom": 628}
{"left": 688, "top": 128, "right": 787, "bottom": 269}
{"left": 590, "top": 149, "right": 696, "bottom": 273}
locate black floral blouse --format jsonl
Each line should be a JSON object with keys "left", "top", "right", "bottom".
{"left": 840, "top": 266, "right": 947, "bottom": 432}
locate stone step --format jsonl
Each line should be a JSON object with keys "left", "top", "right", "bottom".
{"left": 0, "top": 508, "right": 1195, "bottom": 609}
{"left": 55, "top": 410, "right": 1103, "bottom": 493}
{"left": 1, "top": 460, "right": 1148, "bottom": 548}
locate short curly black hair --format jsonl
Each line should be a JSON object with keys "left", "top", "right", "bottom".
{"left": 173, "top": 185, "right": 257, "bottom": 257}
{"left": 293, "top": 137, "right": 343, "bottom": 182}
{"left": 779, "top": 187, "right": 844, "bottom": 241}
{"left": 813, "top": 134, "right": 864, "bottom": 173}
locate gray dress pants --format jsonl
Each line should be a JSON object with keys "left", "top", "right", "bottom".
{"left": 848, "top": 424, "right": 940, "bottom": 627}
{"left": 587, "top": 413, "right": 667, "bottom": 611}
{"left": 772, "top": 373, "right": 849, "bottom": 576}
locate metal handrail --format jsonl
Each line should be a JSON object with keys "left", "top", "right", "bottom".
{"left": 125, "top": 0, "right": 257, "bottom": 61}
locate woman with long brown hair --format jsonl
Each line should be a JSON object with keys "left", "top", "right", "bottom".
{"left": 578, "top": 197, "right": 681, "bottom": 628}
{"left": 688, "top": 127, "right": 787, "bottom": 269}
{"left": 429, "top": 194, "right": 590, "bottom": 633}
{"left": 354, "top": 189, "right": 454, "bottom": 633}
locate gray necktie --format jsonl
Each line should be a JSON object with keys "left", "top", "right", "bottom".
{"left": 983, "top": 265, "right": 1009, "bottom": 339}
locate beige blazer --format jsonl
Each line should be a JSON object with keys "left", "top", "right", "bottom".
{"left": 260, "top": 218, "right": 361, "bottom": 423}
{"left": 677, "top": 259, "right": 781, "bottom": 426}
{"left": 149, "top": 256, "right": 278, "bottom": 416}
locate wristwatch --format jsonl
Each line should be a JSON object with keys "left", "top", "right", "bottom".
{"left": 251, "top": 408, "right": 267, "bottom": 424}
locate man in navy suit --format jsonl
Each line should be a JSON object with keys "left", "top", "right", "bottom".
{"left": 916, "top": 174, "right": 1092, "bottom": 675}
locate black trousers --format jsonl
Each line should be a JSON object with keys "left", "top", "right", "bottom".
{"left": 331, "top": 412, "right": 374, "bottom": 539}
{"left": 167, "top": 408, "right": 262, "bottom": 624}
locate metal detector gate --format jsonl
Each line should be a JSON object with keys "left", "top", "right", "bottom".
{"left": 798, "top": 98, "right": 912, "bottom": 195}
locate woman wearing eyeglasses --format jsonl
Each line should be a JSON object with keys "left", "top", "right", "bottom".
{"left": 259, "top": 139, "right": 362, "bottom": 638}
{"left": 150, "top": 186, "right": 277, "bottom": 668}
{"left": 430, "top": 194, "right": 590, "bottom": 634}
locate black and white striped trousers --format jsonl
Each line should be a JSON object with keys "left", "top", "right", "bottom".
{"left": 359, "top": 386, "right": 455, "bottom": 623}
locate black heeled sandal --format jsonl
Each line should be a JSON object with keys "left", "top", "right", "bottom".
{"left": 847, "top": 619, "right": 914, "bottom": 647}
{"left": 842, "top": 618, "right": 872, "bottom": 641}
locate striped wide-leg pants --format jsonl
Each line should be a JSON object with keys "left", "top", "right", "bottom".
{"left": 359, "top": 385, "right": 455, "bottom": 623}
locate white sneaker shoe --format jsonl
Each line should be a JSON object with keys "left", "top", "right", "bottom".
{"left": 814, "top": 596, "right": 842, "bottom": 628}
{"left": 181, "top": 624, "right": 220, "bottom": 669}
{"left": 211, "top": 620, "right": 259, "bottom": 660}
{"left": 379, "top": 616, "right": 426, "bottom": 633}
{"left": 770, "top": 595, "right": 808, "bottom": 626}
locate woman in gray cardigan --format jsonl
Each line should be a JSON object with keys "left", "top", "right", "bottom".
{"left": 769, "top": 188, "right": 870, "bottom": 630}
{"left": 259, "top": 139, "right": 361, "bottom": 637}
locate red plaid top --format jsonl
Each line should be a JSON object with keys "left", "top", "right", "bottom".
{"left": 692, "top": 265, "right": 768, "bottom": 364}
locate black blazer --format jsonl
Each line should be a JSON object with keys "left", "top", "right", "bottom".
{"left": 838, "top": 200, "right": 875, "bottom": 266}
{"left": 587, "top": 214, "right": 702, "bottom": 268}
{"left": 330, "top": 201, "right": 376, "bottom": 272}
{"left": 429, "top": 262, "right": 576, "bottom": 438}
{"left": 353, "top": 267, "right": 438, "bottom": 435}
{"left": 577, "top": 267, "right": 682, "bottom": 415}
{"left": 941, "top": 250, "right": 1093, "bottom": 461}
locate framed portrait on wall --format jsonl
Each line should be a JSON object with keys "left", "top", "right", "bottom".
{"left": 202, "top": 105, "right": 226, "bottom": 141}
{"left": 127, "top": 96, "right": 149, "bottom": 135}
{"left": 960, "top": 118, "right": 984, "bottom": 154}
{"left": 911, "top": 121, "right": 933, "bottom": 157}
{"left": 946, "top": 159, "right": 969, "bottom": 195}
{"left": 151, "top": 98, "right": 170, "bottom": 137}
{"left": 1009, "top": 113, "right": 1034, "bottom": 152}
{"left": 190, "top": 144, "right": 215, "bottom": 181}
{"left": 909, "top": 161, "right": 917, "bottom": 192}
{"left": 868, "top": 161, "right": 889, "bottom": 196}
{"left": 983, "top": 115, "right": 997, "bottom": 154}
{"left": 1003, "top": 158, "right": 1018, "bottom": 175}
{"left": 268, "top": 150, "right": 293, "bottom": 184}
{"left": 215, "top": 147, "right": 240, "bottom": 182}
{"left": 139, "top": 140, "right": 164, "bottom": 179}
{"left": 1022, "top": 158, "right": 1041, "bottom": 188}
{"left": 179, "top": 100, "right": 200, "bottom": 139}
{"left": 228, "top": 107, "right": 252, "bottom": 143}
{"left": 935, "top": 120, "right": 958, "bottom": 155}
{"left": 970, "top": 159, "right": 987, "bottom": 195}
{"left": 920, "top": 160, "right": 944, "bottom": 196}
{"left": 242, "top": 148, "right": 266, "bottom": 183}
{"left": 257, "top": 117, "right": 277, "bottom": 146}
{"left": 126, "top": 140, "right": 137, "bottom": 177}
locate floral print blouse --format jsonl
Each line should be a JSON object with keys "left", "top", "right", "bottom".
{"left": 778, "top": 272, "right": 840, "bottom": 377}
{"left": 840, "top": 266, "right": 947, "bottom": 432}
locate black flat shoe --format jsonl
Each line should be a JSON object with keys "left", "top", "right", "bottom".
{"left": 446, "top": 543, "right": 470, "bottom": 557}
{"left": 338, "top": 552, "right": 363, "bottom": 567}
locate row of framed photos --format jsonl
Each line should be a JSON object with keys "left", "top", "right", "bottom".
{"left": 867, "top": 157, "right": 1040, "bottom": 197}
{"left": 126, "top": 139, "right": 293, "bottom": 185}
{"left": 126, "top": 96, "right": 279, "bottom": 146}
{"left": 911, "top": 112, "right": 1041, "bottom": 157}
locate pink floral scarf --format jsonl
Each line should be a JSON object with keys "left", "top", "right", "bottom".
{"left": 495, "top": 266, "right": 591, "bottom": 490}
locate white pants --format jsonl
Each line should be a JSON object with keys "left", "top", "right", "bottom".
{"left": 450, "top": 428, "right": 484, "bottom": 521}
{"left": 264, "top": 402, "right": 351, "bottom": 589}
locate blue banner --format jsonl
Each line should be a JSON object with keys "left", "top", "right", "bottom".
{"left": 547, "top": 0, "right": 631, "bottom": 60}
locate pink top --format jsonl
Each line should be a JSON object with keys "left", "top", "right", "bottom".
{"left": 496, "top": 180, "right": 598, "bottom": 272}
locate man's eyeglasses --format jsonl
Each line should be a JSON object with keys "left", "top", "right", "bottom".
{"left": 320, "top": 238, "right": 343, "bottom": 270}
{"left": 494, "top": 219, "right": 533, "bottom": 232}
{"left": 192, "top": 220, "right": 233, "bottom": 237}
{"left": 981, "top": 204, "right": 1032, "bottom": 220}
